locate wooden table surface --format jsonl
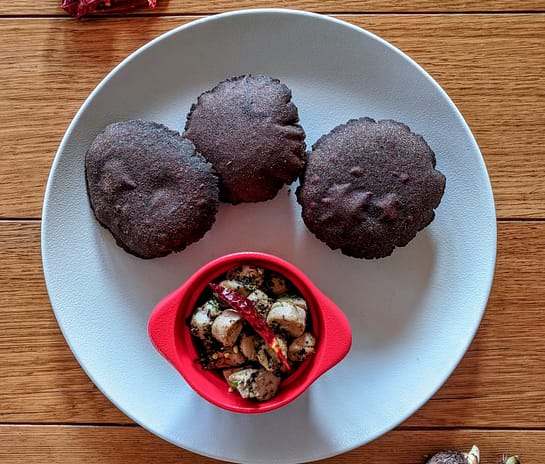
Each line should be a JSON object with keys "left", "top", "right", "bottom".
{"left": 1, "top": 1, "right": 544, "bottom": 463}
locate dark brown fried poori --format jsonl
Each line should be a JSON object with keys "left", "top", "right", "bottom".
{"left": 85, "top": 120, "right": 219, "bottom": 259}
{"left": 297, "top": 117, "right": 446, "bottom": 259}
{"left": 184, "top": 75, "right": 306, "bottom": 204}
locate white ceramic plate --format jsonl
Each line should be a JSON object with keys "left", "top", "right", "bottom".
{"left": 42, "top": 9, "right": 496, "bottom": 464}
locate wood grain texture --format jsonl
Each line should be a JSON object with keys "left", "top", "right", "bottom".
{"left": 0, "top": 427, "right": 541, "bottom": 463}
{"left": 406, "top": 220, "right": 545, "bottom": 428}
{"left": 1, "top": 14, "right": 544, "bottom": 218}
{"left": 0, "top": 222, "right": 129, "bottom": 424}
{"left": 1, "top": 221, "right": 544, "bottom": 427}
{"left": 1, "top": 0, "right": 545, "bottom": 16}
{"left": 1, "top": 3, "right": 545, "bottom": 462}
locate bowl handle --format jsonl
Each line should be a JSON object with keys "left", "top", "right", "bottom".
{"left": 148, "top": 290, "right": 182, "bottom": 368}
{"left": 314, "top": 292, "right": 352, "bottom": 378}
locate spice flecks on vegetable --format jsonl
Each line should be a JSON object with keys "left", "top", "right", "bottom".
{"left": 190, "top": 299, "right": 221, "bottom": 342}
{"left": 188, "top": 265, "right": 317, "bottom": 402}
{"left": 288, "top": 332, "right": 317, "bottom": 362}
{"left": 266, "top": 299, "right": 307, "bottom": 338}
{"left": 228, "top": 368, "right": 281, "bottom": 401}
{"left": 210, "top": 283, "right": 291, "bottom": 371}
{"left": 226, "top": 265, "right": 265, "bottom": 290}
{"left": 247, "top": 289, "right": 274, "bottom": 317}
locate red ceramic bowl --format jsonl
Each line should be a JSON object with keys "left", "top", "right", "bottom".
{"left": 148, "top": 251, "right": 352, "bottom": 414}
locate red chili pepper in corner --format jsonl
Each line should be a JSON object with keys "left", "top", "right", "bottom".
{"left": 209, "top": 283, "right": 291, "bottom": 371}
{"left": 61, "top": 0, "right": 157, "bottom": 19}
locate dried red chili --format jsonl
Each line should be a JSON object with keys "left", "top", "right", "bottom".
{"left": 209, "top": 283, "right": 291, "bottom": 371}
{"left": 62, "top": 0, "right": 157, "bottom": 19}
